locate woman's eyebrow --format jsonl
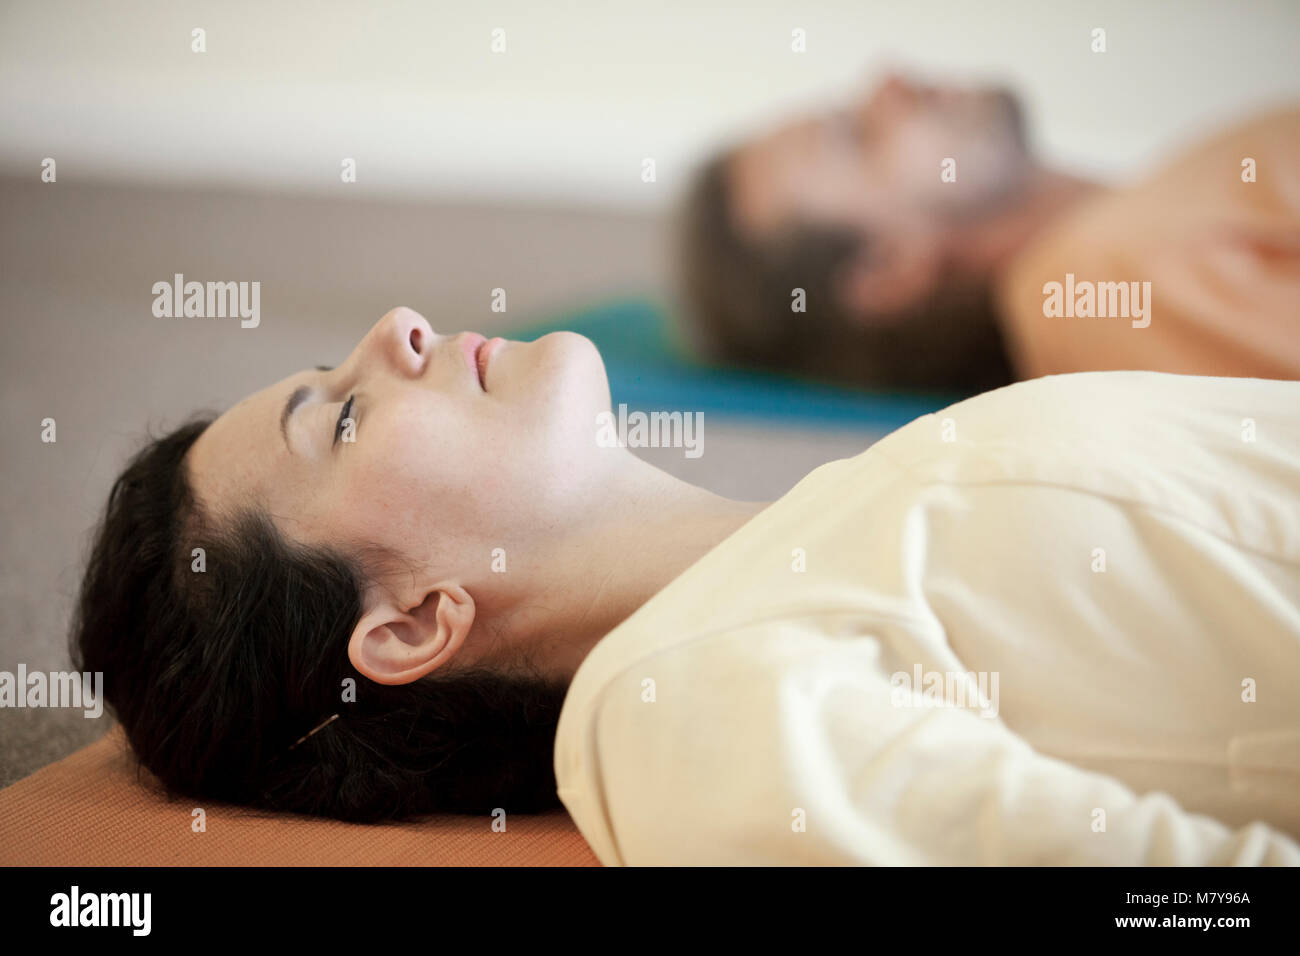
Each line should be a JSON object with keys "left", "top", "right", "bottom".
{"left": 315, "top": 365, "right": 333, "bottom": 372}
{"left": 280, "top": 385, "right": 312, "bottom": 451}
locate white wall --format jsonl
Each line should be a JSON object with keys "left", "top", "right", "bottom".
{"left": 2, "top": 0, "right": 1298, "bottom": 207}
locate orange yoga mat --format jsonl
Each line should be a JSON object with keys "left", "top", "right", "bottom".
{"left": 0, "top": 727, "right": 598, "bottom": 866}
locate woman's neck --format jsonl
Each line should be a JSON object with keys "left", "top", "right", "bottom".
{"left": 491, "top": 453, "right": 768, "bottom": 683}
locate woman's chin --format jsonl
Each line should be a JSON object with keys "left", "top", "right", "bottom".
{"left": 527, "top": 330, "right": 610, "bottom": 407}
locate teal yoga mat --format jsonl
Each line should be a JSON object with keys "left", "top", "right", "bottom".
{"left": 515, "top": 298, "right": 959, "bottom": 432}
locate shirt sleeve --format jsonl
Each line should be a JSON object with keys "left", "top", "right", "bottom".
{"left": 579, "top": 622, "right": 1300, "bottom": 866}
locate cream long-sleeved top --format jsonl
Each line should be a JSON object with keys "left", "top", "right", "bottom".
{"left": 553, "top": 372, "right": 1300, "bottom": 865}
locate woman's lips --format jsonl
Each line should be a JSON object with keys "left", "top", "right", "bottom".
{"left": 477, "top": 337, "right": 504, "bottom": 389}
{"left": 460, "top": 333, "right": 505, "bottom": 390}
{"left": 460, "top": 333, "right": 487, "bottom": 388}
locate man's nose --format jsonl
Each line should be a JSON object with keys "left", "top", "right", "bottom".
{"left": 868, "top": 73, "right": 919, "bottom": 116}
{"left": 879, "top": 72, "right": 910, "bottom": 96}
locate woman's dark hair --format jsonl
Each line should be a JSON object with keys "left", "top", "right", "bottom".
{"left": 71, "top": 416, "right": 569, "bottom": 822}
{"left": 676, "top": 152, "right": 1014, "bottom": 393}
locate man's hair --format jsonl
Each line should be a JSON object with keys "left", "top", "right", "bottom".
{"left": 676, "top": 152, "right": 1014, "bottom": 392}
{"left": 71, "top": 417, "right": 568, "bottom": 822}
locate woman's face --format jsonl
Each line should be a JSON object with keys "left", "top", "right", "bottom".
{"left": 187, "top": 307, "right": 611, "bottom": 591}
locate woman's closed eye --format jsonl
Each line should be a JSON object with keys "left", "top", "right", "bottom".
{"left": 333, "top": 395, "right": 355, "bottom": 447}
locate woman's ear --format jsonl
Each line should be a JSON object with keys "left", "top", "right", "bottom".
{"left": 835, "top": 225, "right": 943, "bottom": 324}
{"left": 347, "top": 583, "right": 476, "bottom": 685}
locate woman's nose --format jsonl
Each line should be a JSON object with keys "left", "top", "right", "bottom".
{"left": 364, "top": 306, "right": 435, "bottom": 377}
